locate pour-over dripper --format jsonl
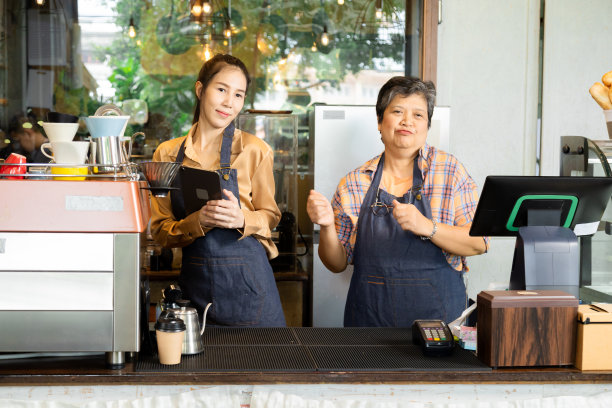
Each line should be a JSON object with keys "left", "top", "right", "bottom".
{"left": 138, "top": 161, "right": 181, "bottom": 197}
{"left": 84, "top": 116, "right": 130, "bottom": 138}
{"left": 42, "top": 122, "right": 79, "bottom": 143}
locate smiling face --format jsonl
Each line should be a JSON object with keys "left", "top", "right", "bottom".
{"left": 378, "top": 93, "right": 429, "bottom": 158}
{"left": 195, "top": 65, "right": 247, "bottom": 133}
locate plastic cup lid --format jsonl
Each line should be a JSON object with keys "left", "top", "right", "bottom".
{"left": 154, "top": 311, "right": 186, "bottom": 332}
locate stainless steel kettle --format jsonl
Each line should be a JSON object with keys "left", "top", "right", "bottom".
{"left": 170, "top": 300, "right": 211, "bottom": 355}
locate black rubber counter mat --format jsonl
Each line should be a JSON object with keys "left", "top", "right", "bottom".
{"left": 307, "top": 345, "right": 490, "bottom": 371}
{"left": 201, "top": 327, "right": 299, "bottom": 345}
{"left": 293, "top": 327, "right": 411, "bottom": 346}
{"left": 136, "top": 345, "right": 315, "bottom": 372}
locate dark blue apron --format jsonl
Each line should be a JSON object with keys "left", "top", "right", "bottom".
{"left": 344, "top": 153, "right": 466, "bottom": 327}
{"left": 170, "top": 123, "right": 286, "bottom": 327}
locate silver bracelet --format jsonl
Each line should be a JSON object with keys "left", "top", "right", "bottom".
{"left": 420, "top": 218, "right": 437, "bottom": 240}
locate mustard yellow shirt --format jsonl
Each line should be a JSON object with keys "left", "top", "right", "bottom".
{"left": 149, "top": 124, "right": 281, "bottom": 259}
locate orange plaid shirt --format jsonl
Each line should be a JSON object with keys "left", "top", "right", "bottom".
{"left": 331, "top": 143, "right": 489, "bottom": 272}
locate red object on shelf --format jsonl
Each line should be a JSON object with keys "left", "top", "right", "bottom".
{"left": 0, "top": 153, "right": 27, "bottom": 179}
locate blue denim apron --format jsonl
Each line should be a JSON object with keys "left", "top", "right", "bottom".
{"left": 344, "top": 153, "right": 466, "bottom": 327}
{"left": 170, "top": 123, "right": 286, "bottom": 327}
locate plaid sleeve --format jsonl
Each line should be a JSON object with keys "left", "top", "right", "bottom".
{"left": 331, "top": 168, "right": 371, "bottom": 265}
{"left": 452, "top": 169, "right": 479, "bottom": 227}
{"left": 424, "top": 147, "right": 490, "bottom": 270}
{"left": 332, "top": 189, "right": 355, "bottom": 264}
{"left": 452, "top": 163, "right": 491, "bottom": 253}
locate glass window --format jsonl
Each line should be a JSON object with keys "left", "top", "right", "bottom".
{"left": 0, "top": 0, "right": 424, "bottom": 153}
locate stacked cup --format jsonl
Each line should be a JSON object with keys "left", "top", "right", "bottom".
{"left": 41, "top": 113, "right": 90, "bottom": 180}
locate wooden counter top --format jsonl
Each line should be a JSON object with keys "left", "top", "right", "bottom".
{"left": 2, "top": 327, "right": 611, "bottom": 386}
{"left": 2, "top": 354, "right": 612, "bottom": 385}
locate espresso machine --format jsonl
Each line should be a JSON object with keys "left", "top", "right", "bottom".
{"left": 0, "top": 178, "right": 150, "bottom": 368}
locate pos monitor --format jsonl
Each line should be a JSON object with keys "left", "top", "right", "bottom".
{"left": 470, "top": 176, "right": 612, "bottom": 298}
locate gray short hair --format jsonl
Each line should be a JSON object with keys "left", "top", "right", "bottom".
{"left": 375, "top": 77, "right": 436, "bottom": 128}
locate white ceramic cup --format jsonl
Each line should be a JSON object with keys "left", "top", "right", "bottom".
{"left": 41, "top": 141, "right": 90, "bottom": 164}
{"left": 42, "top": 122, "right": 79, "bottom": 143}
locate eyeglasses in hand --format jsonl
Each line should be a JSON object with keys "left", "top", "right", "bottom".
{"left": 370, "top": 188, "right": 394, "bottom": 216}
{"left": 370, "top": 186, "right": 422, "bottom": 216}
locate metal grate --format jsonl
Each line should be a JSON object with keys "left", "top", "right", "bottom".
{"left": 308, "top": 345, "right": 490, "bottom": 371}
{"left": 293, "top": 327, "right": 412, "bottom": 346}
{"left": 202, "top": 327, "right": 299, "bottom": 345}
{"left": 135, "top": 345, "right": 315, "bottom": 372}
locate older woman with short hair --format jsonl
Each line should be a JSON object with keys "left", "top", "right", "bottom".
{"left": 307, "top": 76, "right": 488, "bottom": 327}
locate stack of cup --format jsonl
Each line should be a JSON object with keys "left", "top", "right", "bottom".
{"left": 155, "top": 311, "right": 186, "bottom": 365}
{"left": 41, "top": 119, "right": 90, "bottom": 180}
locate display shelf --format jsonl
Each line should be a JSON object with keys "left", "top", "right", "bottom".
{"left": 237, "top": 113, "right": 300, "bottom": 270}
{"left": 238, "top": 112, "right": 311, "bottom": 326}
{"left": 560, "top": 136, "right": 612, "bottom": 301}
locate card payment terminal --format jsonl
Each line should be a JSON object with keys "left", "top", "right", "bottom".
{"left": 411, "top": 319, "right": 455, "bottom": 356}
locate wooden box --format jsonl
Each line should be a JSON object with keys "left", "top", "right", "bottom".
{"left": 477, "top": 290, "right": 578, "bottom": 367}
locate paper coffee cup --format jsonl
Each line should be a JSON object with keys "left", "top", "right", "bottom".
{"left": 155, "top": 311, "right": 186, "bottom": 365}
{"left": 156, "top": 330, "right": 185, "bottom": 364}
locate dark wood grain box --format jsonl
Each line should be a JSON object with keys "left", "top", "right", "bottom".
{"left": 477, "top": 290, "right": 578, "bottom": 367}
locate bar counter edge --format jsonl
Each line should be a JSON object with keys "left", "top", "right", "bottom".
{"left": 2, "top": 359, "right": 612, "bottom": 386}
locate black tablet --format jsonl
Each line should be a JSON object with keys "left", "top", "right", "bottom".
{"left": 179, "top": 166, "right": 223, "bottom": 215}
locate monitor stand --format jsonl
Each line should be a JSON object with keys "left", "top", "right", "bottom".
{"left": 509, "top": 226, "right": 580, "bottom": 299}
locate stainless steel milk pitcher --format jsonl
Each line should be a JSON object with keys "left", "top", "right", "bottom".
{"left": 90, "top": 132, "right": 142, "bottom": 173}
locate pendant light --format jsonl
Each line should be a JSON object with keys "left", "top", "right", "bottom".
{"left": 36, "top": 0, "right": 45, "bottom": 5}
{"left": 279, "top": 50, "right": 288, "bottom": 66}
{"left": 320, "top": 25, "right": 329, "bottom": 46}
{"left": 202, "top": 1, "right": 212, "bottom": 15}
{"left": 126, "top": 0, "right": 137, "bottom": 39}
{"left": 191, "top": 0, "right": 203, "bottom": 17}
{"left": 375, "top": 0, "right": 383, "bottom": 20}
{"left": 128, "top": 17, "right": 137, "bottom": 38}
{"left": 223, "top": 20, "right": 232, "bottom": 38}
{"left": 202, "top": 43, "right": 213, "bottom": 61}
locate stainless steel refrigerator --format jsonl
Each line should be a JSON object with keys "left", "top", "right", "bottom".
{"left": 311, "top": 104, "right": 450, "bottom": 326}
